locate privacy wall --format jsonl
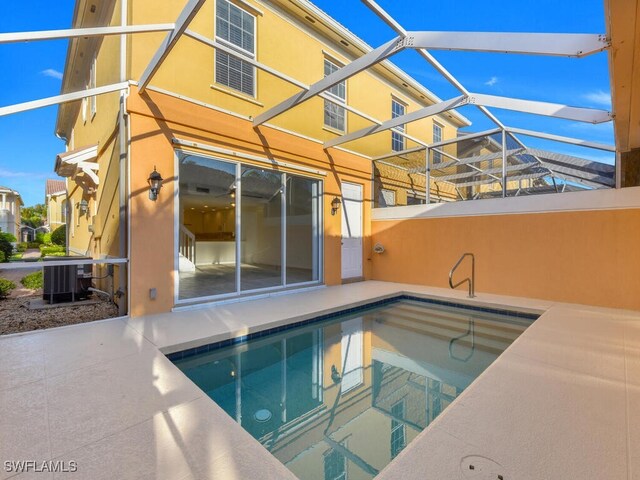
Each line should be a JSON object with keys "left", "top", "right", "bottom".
{"left": 371, "top": 189, "right": 640, "bottom": 311}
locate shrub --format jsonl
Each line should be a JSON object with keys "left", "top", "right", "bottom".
{"left": 27, "top": 241, "right": 40, "bottom": 249}
{"left": 21, "top": 271, "right": 43, "bottom": 290}
{"left": 0, "top": 251, "right": 4, "bottom": 263}
{"left": 16, "top": 243, "right": 27, "bottom": 252}
{"left": 35, "top": 232, "right": 46, "bottom": 245}
{"left": 43, "top": 232, "right": 52, "bottom": 245}
{"left": 0, "top": 278, "right": 15, "bottom": 298}
{"left": 40, "top": 245, "right": 65, "bottom": 257}
{"left": 0, "top": 232, "right": 17, "bottom": 243}
{"left": 51, "top": 225, "right": 66, "bottom": 246}
{"left": 0, "top": 238, "right": 13, "bottom": 263}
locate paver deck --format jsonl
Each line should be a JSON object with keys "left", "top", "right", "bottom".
{"left": 0, "top": 281, "right": 638, "bottom": 479}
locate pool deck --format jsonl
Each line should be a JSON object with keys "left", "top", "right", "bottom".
{"left": 1, "top": 280, "right": 638, "bottom": 479}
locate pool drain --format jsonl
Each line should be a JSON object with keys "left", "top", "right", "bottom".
{"left": 254, "top": 409, "right": 272, "bottom": 423}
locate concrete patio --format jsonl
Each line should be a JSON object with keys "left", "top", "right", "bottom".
{"left": 1, "top": 281, "right": 638, "bottom": 479}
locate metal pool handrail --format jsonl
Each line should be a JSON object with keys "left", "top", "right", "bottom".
{"left": 449, "top": 253, "right": 475, "bottom": 298}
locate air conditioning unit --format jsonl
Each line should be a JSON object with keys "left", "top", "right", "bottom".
{"left": 43, "top": 256, "right": 93, "bottom": 304}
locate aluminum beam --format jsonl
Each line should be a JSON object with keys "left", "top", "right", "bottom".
{"left": 373, "top": 146, "right": 425, "bottom": 161}
{"left": 361, "top": 0, "right": 560, "bottom": 180}
{"left": 138, "top": 0, "right": 207, "bottom": 93}
{"left": 408, "top": 31, "right": 608, "bottom": 57}
{"left": 0, "top": 24, "right": 175, "bottom": 44}
{"left": 185, "top": 30, "right": 425, "bottom": 148}
{"left": 433, "top": 163, "right": 534, "bottom": 182}
{"left": 324, "top": 95, "right": 467, "bottom": 148}
{"left": 253, "top": 35, "right": 404, "bottom": 126}
{"left": 468, "top": 93, "right": 612, "bottom": 124}
{"left": 506, "top": 127, "right": 616, "bottom": 152}
{"left": 453, "top": 171, "right": 548, "bottom": 189}
{"left": 535, "top": 161, "right": 614, "bottom": 186}
{"left": 429, "top": 128, "right": 502, "bottom": 149}
{"left": 524, "top": 148, "right": 615, "bottom": 174}
{"left": 0, "top": 82, "right": 129, "bottom": 117}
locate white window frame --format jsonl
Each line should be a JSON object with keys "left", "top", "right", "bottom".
{"left": 89, "top": 54, "right": 97, "bottom": 117}
{"left": 323, "top": 58, "right": 347, "bottom": 133}
{"left": 391, "top": 98, "right": 406, "bottom": 152}
{"left": 214, "top": 0, "right": 257, "bottom": 98}
{"left": 379, "top": 188, "right": 396, "bottom": 207}
{"left": 432, "top": 122, "right": 443, "bottom": 163}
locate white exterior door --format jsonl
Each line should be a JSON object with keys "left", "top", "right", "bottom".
{"left": 341, "top": 317, "right": 363, "bottom": 392}
{"left": 341, "top": 182, "right": 363, "bottom": 280}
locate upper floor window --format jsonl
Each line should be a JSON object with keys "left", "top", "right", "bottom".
{"left": 323, "top": 59, "right": 346, "bottom": 132}
{"left": 391, "top": 99, "right": 406, "bottom": 151}
{"left": 432, "top": 122, "right": 443, "bottom": 164}
{"left": 215, "top": 0, "right": 256, "bottom": 96}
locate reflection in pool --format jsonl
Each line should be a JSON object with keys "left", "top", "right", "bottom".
{"left": 173, "top": 299, "right": 536, "bottom": 479}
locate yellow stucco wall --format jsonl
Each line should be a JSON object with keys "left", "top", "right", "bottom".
{"left": 127, "top": 0, "right": 461, "bottom": 159}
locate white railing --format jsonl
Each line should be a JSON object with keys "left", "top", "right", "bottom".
{"left": 179, "top": 225, "right": 196, "bottom": 265}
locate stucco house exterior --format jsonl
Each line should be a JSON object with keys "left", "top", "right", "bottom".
{"left": 54, "top": 0, "right": 468, "bottom": 317}
{"left": 45, "top": 178, "right": 68, "bottom": 233}
{"left": 0, "top": 186, "right": 22, "bottom": 240}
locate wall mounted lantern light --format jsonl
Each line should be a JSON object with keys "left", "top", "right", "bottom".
{"left": 148, "top": 166, "right": 164, "bottom": 201}
{"left": 331, "top": 196, "right": 342, "bottom": 216}
{"left": 78, "top": 199, "right": 89, "bottom": 215}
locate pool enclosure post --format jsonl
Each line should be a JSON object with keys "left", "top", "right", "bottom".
{"left": 502, "top": 128, "right": 507, "bottom": 198}
{"left": 425, "top": 147, "right": 431, "bottom": 204}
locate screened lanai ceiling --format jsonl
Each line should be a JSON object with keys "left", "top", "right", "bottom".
{"left": 0, "top": 0, "right": 620, "bottom": 202}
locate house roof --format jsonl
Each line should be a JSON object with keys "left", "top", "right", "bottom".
{"left": 46, "top": 179, "right": 66, "bottom": 196}
{"left": 0, "top": 186, "right": 23, "bottom": 205}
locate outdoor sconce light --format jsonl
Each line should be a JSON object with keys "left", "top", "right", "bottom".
{"left": 147, "top": 166, "right": 164, "bottom": 201}
{"left": 77, "top": 199, "right": 89, "bottom": 215}
{"left": 331, "top": 196, "right": 342, "bottom": 216}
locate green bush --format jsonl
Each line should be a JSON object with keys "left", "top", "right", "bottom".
{"left": 40, "top": 245, "right": 65, "bottom": 257}
{"left": 0, "top": 238, "right": 13, "bottom": 263}
{"left": 0, "top": 251, "right": 4, "bottom": 263}
{"left": 16, "top": 243, "right": 27, "bottom": 252}
{"left": 0, "top": 278, "right": 16, "bottom": 298}
{"left": 51, "top": 225, "right": 66, "bottom": 246}
{"left": 35, "top": 232, "right": 46, "bottom": 245}
{"left": 0, "top": 232, "right": 17, "bottom": 243}
{"left": 21, "top": 271, "right": 43, "bottom": 290}
{"left": 27, "top": 241, "right": 40, "bottom": 249}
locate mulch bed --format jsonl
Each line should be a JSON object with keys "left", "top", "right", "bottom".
{"left": 0, "top": 295, "right": 120, "bottom": 335}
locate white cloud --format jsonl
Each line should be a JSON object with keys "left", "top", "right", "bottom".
{"left": 40, "top": 68, "right": 63, "bottom": 80}
{"left": 0, "top": 168, "right": 47, "bottom": 179}
{"left": 484, "top": 76, "right": 498, "bottom": 87}
{"left": 583, "top": 90, "right": 611, "bottom": 107}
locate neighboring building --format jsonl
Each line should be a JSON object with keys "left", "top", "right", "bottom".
{"left": 0, "top": 186, "right": 22, "bottom": 240}
{"left": 53, "top": 0, "right": 468, "bottom": 317}
{"left": 45, "top": 178, "right": 67, "bottom": 232}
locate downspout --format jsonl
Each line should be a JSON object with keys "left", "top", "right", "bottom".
{"left": 117, "top": 0, "right": 129, "bottom": 316}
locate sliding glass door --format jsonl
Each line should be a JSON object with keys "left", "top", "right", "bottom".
{"left": 177, "top": 151, "right": 322, "bottom": 302}
{"left": 240, "top": 166, "right": 283, "bottom": 291}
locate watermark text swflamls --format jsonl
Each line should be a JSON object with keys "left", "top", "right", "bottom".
{"left": 4, "top": 460, "right": 78, "bottom": 473}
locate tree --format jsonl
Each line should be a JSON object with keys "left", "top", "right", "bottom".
{"left": 51, "top": 225, "right": 66, "bottom": 246}
{"left": 21, "top": 204, "right": 47, "bottom": 228}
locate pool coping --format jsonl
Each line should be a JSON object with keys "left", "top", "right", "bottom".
{"left": 165, "top": 293, "right": 541, "bottom": 362}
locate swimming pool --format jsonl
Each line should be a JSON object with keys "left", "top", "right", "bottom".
{"left": 172, "top": 297, "right": 537, "bottom": 479}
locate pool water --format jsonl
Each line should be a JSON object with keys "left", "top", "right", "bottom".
{"left": 173, "top": 298, "right": 536, "bottom": 479}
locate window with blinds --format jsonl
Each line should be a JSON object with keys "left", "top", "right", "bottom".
{"left": 215, "top": 0, "right": 256, "bottom": 96}
{"left": 391, "top": 99, "right": 406, "bottom": 151}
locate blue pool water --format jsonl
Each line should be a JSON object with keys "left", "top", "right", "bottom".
{"left": 172, "top": 297, "right": 537, "bottom": 479}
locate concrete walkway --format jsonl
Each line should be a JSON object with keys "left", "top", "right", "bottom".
{"left": 0, "top": 281, "right": 638, "bottom": 479}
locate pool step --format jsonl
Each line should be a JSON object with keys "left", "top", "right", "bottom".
{"left": 380, "top": 304, "right": 527, "bottom": 344}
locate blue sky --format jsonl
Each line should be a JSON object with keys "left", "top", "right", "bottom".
{"left": 0, "top": 0, "right": 613, "bottom": 206}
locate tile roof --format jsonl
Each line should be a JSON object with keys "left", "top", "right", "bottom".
{"left": 46, "top": 179, "right": 66, "bottom": 196}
